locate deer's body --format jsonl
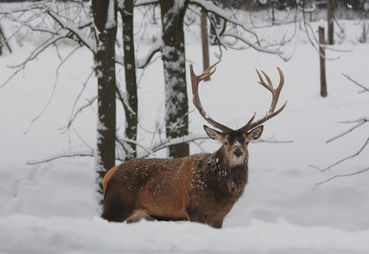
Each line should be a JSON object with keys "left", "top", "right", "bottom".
{"left": 101, "top": 62, "right": 286, "bottom": 228}
{"left": 102, "top": 148, "right": 248, "bottom": 228}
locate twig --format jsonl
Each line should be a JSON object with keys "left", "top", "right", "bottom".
{"left": 59, "top": 96, "right": 97, "bottom": 132}
{"left": 60, "top": 69, "right": 94, "bottom": 133}
{"left": 26, "top": 152, "right": 95, "bottom": 165}
{"left": 311, "top": 136, "right": 369, "bottom": 172}
{"left": 315, "top": 167, "right": 369, "bottom": 186}
{"left": 190, "top": 0, "right": 260, "bottom": 42}
{"left": 136, "top": 38, "right": 162, "bottom": 69}
{"left": 326, "top": 118, "right": 368, "bottom": 143}
{"left": 342, "top": 73, "right": 369, "bottom": 93}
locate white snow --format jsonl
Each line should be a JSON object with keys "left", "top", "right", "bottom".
{"left": 105, "top": 0, "right": 116, "bottom": 30}
{"left": 1, "top": 5, "right": 369, "bottom": 254}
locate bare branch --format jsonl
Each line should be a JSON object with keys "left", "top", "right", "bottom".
{"left": 117, "top": 136, "right": 155, "bottom": 158}
{"left": 342, "top": 73, "right": 369, "bottom": 93}
{"left": 26, "top": 151, "right": 95, "bottom": 165}
{"left": 136, "top": 39, "right": 163, "bottom": 69}
{"left": 134, "top": 0, "right": 159, "bottom": 7}
{"left": 61, "top": 68, "right": 95, "bottom": 132}
{"left": 59, "top": 96, "right": 97, "bottom": 132}
{"left": 311, "top": 136, "right": 369, "bottom": 172}
{"left": 301, "top": 13, "right": 341, "bottom": 61}
{"left": 115, "top": 83, "right": 136, "bottom": 116}
{"left": 254, "top": 137, "right": 293, "bottom": 144}
{"left": 8, "top": 31, "right": 67, "bottom": 69}
{"left": 190, "top": 0, "right": 259, "bottom": 42}
{"left": 222, "top": 32, "right": 287, "bottom": 61}
{"left": 46, "top": 10, "right": 96, "bottom": 52}
{"left": 326, "top": 118, "right": 368, "bottom": 144}
{"left": 0, "top": 3, "right": 43, "bottom": 14}
{"left": 315, "top": 167, "right": 369, "bottom": 187}
{"left": 145, "top": 135, "right": 208, "bottom": 158}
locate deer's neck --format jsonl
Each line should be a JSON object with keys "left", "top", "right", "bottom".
{"left": 207, "top": 149, "right": 248, "bottom": 197}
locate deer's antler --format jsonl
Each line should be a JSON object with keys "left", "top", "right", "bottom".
{"left": 190, "top": 61, "right": 233, "bottom": 133}
{"left": 240, "top": 67, "right": 287, "bottom": 132}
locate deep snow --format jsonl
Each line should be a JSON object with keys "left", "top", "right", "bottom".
{"left": 1, "top": 5, "right": 369, "bottom": 253}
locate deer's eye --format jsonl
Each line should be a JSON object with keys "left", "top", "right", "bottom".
{"left": 224, "top": 141, "right": 228, "bottom": 146}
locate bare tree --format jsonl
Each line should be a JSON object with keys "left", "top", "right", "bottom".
{"left": 91, "top": 0, "right": 117, "bottom": 198}
{"left": 118, "top": 0, "right": 138, "bottom": 160}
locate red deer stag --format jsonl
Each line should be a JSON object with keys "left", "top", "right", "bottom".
{"left": 101, "top": 62, "right": 286, "bottom": 228}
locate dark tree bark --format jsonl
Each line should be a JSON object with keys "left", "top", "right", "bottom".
{"left": 118, "top": 0, "right": 138, "bottom": 160}
{"left": 159, "top": 0, "right": 190, "bottom": 158}
{"left": 91, "top": 0, "right": 117, "bottom": 197}
{"left": 200, "top": 8, "right": 210, "bottom": 80}
{"left": 319, "top": 26, "right": 327, "bottom": 97}
{"left": 327, "top": 0, "right": 335, "bottom": 45}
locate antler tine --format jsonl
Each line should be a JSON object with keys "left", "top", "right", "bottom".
{"left": 239, "top": 67, "right": 287, "bottom": 132}
{"left": 256, "top": 69, "right": 272, "bottom": 92}
{"left": 241, "top": 112, "right": 256, "bottom": 132}
{"left": 190, "top": 61, "right": 233, "bottom": 133}
{"left": 277, "top": 67, "right": 285, "bottom": 91}
{"left": 261, "top": 70, "right": 273, "bottom": 89}
{"left": 270, "top": 67, "right": 285, "bottom": 112}
{"left": 198, "top": 60, "right": 220, "bottom": 81}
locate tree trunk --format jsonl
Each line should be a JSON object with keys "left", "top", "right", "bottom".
{"left": 119, "top": 0, "right": 138, "bottom": 160}
{"left": 319, "top": 26, "right": 327, "bottom": 97}
{"left": 159, "top": 0, "right": 189, "bottom": 158}
{"left": 200, "top": 8, "right": 210, "bottom": 80}
{"left": 327, "top": 0, "right": 334, "bottom": 45}
{"left": 91, "top": 0, "right": 117, "bottom": 200}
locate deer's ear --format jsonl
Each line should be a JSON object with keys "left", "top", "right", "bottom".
{"left": 247, "top": 125, "right": 263, "bottom": 140}
{"left": 203, "top": 125, "right": 223, "bottom": 141}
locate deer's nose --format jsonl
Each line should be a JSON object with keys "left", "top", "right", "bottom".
{"left": 233, "top": 148, "right": 243, "bottom": 158}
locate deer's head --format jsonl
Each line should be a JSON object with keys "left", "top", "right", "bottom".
{"left": 190, "top": 61, "right": 286, "bottom": 167}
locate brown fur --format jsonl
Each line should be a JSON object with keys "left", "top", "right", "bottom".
{"left": 102, "top": 165, "right": 119, "bottom": 194}
{"left": 101, "top": 140, "right": 251, "bottom": 228}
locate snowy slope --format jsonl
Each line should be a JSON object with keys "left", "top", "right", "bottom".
{"left": 1, "top": 7, "right": 369, "bottom": 253}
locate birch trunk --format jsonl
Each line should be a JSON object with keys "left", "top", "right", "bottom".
{"left": 159, "top": 0, "right": 190, "bottom": 158}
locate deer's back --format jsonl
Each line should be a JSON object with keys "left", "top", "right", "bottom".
{"left": 104, "top": 154, "right": 210, "bottom": 219}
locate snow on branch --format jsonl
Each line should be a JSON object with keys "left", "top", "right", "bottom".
{"left": 46, "top": 10, "right": 97, "bottom": 53}
{"left": 134, "top": 0, "right": 159, "bottom": 7}
{"left": 138, "top": 134, "right": 209, "bottom": 158}
{"left": 255, "top": 137, "right": 293, "bottom": 144}
{"left": 105, "top": 0, "right": 116, "bottom": 30}
{"left": 190, "top": 0, "right": 258, "bottom": 40}
{"left": 190, "top": 0, "right": 291, "bottom": 60}
{"left": 116, "top": 85, "right": 136, "bottom": 115}
{"left": 115, "top": 133, "right": 209, "bottom": 160}
{"left": 222, "top": 32, "right": 286, "bottom": 60}
{"left": 136, "top": 39, "right": 163, "bottom": 69}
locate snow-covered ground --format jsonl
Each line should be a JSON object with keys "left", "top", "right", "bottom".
{"left": 1, "top": 5, "right": 369, "bottom": 253}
